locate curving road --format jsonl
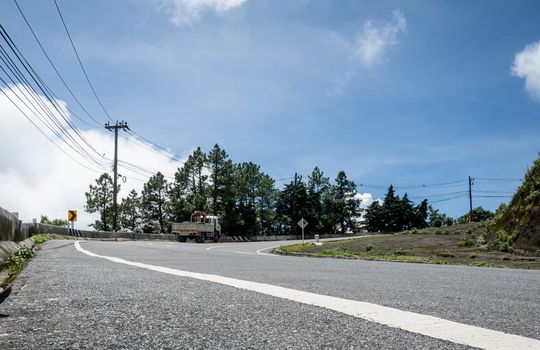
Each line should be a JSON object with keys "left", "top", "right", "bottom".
{"left": 1, "top": 239, "right": 539, "bottom": 349}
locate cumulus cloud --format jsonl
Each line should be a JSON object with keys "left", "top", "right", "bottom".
{"left": 159, "top": 0, "right": 247, "bottom": 25}
{"left": 354, "top": 9, "right": 406, "bottom": 66}
{"left": 0, "top": 84, "right": 183, "bottom": 229}
{"left": 355, "top": 192, "right": 381, "bottom": 209}
{"left": 512, "top": 40, "right": 540, "bottom": 101}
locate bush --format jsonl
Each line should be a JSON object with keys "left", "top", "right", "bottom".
{"left": 458, "top": 233, "right": 474, "bottom": 247}
{"left": 393, "top": 248, "right": 408, "bottom": 256}
{"left": 437, "top": 251, "right": 454, "bottom": 258}
{"left": 6, "top": 246, "right": 33, "bottom": 274}
{"left": 33, "top": 234, "right": 51, "bottom": 244}
{"left": 366, "top": 244, "right": 374, "bottom": 252}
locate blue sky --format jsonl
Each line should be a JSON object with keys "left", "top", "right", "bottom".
{"left": 1, "top": 0, "right": 540, "bottom": 223}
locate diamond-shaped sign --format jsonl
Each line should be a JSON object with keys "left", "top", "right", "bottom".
{"left": 68, "top": 210, "right": 77, "bottom": 222}
{"left": 297, "top": 218, "right": 308, "bottom": 229}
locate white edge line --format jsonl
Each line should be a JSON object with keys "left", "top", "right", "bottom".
{"left": 74, "top": 241, "right": 540, "bottom": 350}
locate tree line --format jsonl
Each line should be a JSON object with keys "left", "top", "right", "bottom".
{"left": 84, "top": 144, "right": 491, "bottom": 235}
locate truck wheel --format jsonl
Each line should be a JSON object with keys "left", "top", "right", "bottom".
{"left": 213, "top": 235, "right": 219, "bottom": 243}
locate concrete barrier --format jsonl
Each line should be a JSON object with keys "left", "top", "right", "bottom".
{"left": 0, "top": 206, "right": 26, "bottom": 242}
{"left": 25, "top": 223, "right": 178, "bottom": 241}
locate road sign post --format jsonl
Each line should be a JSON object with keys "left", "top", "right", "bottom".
{"left": 68, "top": 210, "right": 77, "bottom": 230}
{"left": 297, "top": 218, "right": 308, "bottom": 244}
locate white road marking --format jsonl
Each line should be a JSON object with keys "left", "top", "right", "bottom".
{"left": 74, "top": 241, "right": 540, "bottom": 350}
{"left": 256, "top": 246, "right": 282, "bottom": 256}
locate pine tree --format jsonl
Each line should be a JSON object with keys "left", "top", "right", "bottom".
{"left": 413, "top": 199, "right": 429, "bottom": 229}
{"left": 382, "top": 185, "right": 401, "bottom": 232}
{"left": 85, "top": 173, "right": 115, "bottom": 231}
{"left": 208, "top": 144, "right": 229, "bottom": 216}
{"left": 142, "top": 172, "right": 169, "bottom": 233}
{"left": 399, "top": 193, "right": 415, "bottom": 231}
{"left": 119, "top": 190, "right": 142, "bottom": 232}
{"left": 332, "top": 171, "right": 361, "bottom": 234}
{"left": 308, "top": 167, "right": 330, "bottom": 234}
{"left": 363, "top": 201, "right": 385, "bottom": 232}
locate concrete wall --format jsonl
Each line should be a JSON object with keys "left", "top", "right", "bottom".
{"left": 25, "top": 223, "right": 178, "bottom": 241}
{"left": 0, "top": 206, "right": 26, "bottom": 242}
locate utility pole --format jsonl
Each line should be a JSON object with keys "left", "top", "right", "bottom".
{"left": 468, "top": 176, "right": 474, "bottom": 222}
{"left": 105, "top": 121, "right": 129, "bottom": 232}
{"left": 292, "top": 172, "right": 298, "bottom": 231}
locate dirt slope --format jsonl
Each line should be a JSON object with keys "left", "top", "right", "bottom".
{"left": 490, "top": 156, "right": 540, "bottom": 254}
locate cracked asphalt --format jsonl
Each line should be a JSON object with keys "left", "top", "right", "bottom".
{"left": 1, "top": 239, "right": 539, "bottom": 349}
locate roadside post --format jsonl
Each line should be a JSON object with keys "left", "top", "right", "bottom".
{"left": 68, "top": 210, "right": 77, "bottom": 230}
{"left": 297, "top": 218, "right": 308, "bottom": 244}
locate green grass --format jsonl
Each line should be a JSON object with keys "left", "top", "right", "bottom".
{"left": 33, "top": 234, "right": 51, "bottom": 244}
{"left": 469, "top": 261, "right": 492, "bottom": 268}
{"left": 3, "top": 245, "right": 34, "bottom": 284}
{"left": 273, "top": 222, "right": 539, "bottom": 269}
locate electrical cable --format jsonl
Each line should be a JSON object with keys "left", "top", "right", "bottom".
{"left": 53, "top": 0, "right": 114, "bottom": 122}
{"left": 0, "top": 27, "right": 108, "bottom": 168}
{"left": 13, "top": 0, "right": 103, "bottom": 128}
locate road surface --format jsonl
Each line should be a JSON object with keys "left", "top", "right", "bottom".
{"left": 1, "top": 239, "right": 539, "bottom": 349}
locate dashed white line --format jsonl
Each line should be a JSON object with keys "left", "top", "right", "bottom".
{"left": 74, "top": 241, "right": 540, "bottom": 350}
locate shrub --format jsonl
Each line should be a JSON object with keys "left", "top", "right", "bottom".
{"left": 6, "top": 246, "right": 33, "bottom": 274}
{"left": 458, "top": 234, "right": 474, "bottom": 247}
{"left": 393, "top": 248, "right": 408, "bottom": 256}
{"left": 33, "top": 234, "right": 51, "bottom": 244}
{"left": 437, "top": 251, "right": 454, "bottom": 258}
{"left": 366, "top": 244, "right": 374, "bottom": 252}
{"left": 469, "top": 261, "right": 492, "bottom": 267}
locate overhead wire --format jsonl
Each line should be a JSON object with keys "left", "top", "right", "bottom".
{"left": 53, "top": 0, "right": 114, "bottom": 122}
{"left": 0, "top": 25, "right": 109, "bottom": 171}
{"left": 12, "top": 0, "right": 103, "bottom": 128}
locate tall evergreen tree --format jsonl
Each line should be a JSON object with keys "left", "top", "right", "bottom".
{"left": 413, "top": 199, "right": 429, "bottom": 229}
{"left": 398, "top": 193, "right": 415, "bottom": 231}
{"left": 142, "top": 172, "right": 169, "bottom": 233}
{"left": 170, "top": 147, "right": 209, "bottom": 221}
{"left": 257, "top": 174, "right": 277, "bottom": 236}
{"left": 382, "top": 185, "right": 401, "bottom": 232}
{"left": 119, "top": 190, "right": 142, "bottom": 232}
{"left": 208, "top": 144, "right": 229, "bottom": 216}
{"left": 363, "top": 201, "right": 385, "bottom": 232}
{"left": 308, "top": 167, "right": 330, "bottom": 234}
{"left": 85, "top": 173, "right": 115, "bottom": 231}
{"left": 276, "top": 176, "right": 309, "bottom": 235}
{"left": 332, "top": 171, "right": 361, "bottom": 234}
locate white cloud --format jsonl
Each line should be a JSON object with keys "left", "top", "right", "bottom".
{"left": 159, "top": 0, "right": 247, "bottom": 25}
{"left": 512, "top": 40, "right": 540, "bottom": 101}
{"left": 355, "top": 192, "right": 382, "bottom": 209}
{"left": 0, "top": 84, "right": 183, "bottom": 229}
{"left": 354, "top": 9, "right": 406, "bottom": 66}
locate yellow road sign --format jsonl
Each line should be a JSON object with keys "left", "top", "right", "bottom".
{"left": 68, "top": 210, "right": 77, "bottom": 222}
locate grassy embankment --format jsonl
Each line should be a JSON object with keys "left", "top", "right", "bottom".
{"left": 0, "top": 234, "right": 68, "bottom": 285}
{"left": 274, "top": 222, "right": 540, "bottom": 269}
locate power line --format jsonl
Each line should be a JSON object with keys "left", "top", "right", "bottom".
{"left": 53, "top": 0, "right": 114, "bottom": 122}
{"left": 359, "top": 179, "right": 467, "bottom": 190}
{"left": 0, "top": 79, "right": 103, "bottom": 173}
{"left": 0, "top": 25, "right": 108, "bottom": 169}
{"left": 124, "top": 129, "right": 184, "bottom": 162}
{"left": 475, "top": 178, "right": 522, "bottom": 183}
{"left": 13, "top": 0, "right": 103, "bottom": 128}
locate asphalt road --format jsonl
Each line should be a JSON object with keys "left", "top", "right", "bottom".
{"left": 1, "top": 238, "right": 539, "bottom": 349}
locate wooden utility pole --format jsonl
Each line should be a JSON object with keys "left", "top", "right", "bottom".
{"left": 468, "top": 176, "right": 474, "bottom": 222}
{"left": 105, "top": 121, "right": 129, "bottom": 232}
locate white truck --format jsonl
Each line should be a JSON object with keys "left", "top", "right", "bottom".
{"left": 171, "top": 210, "right": 221, "bottom": 243}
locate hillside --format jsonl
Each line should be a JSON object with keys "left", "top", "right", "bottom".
{"left": 490, "top": 156, "right": 540, "bottom": 254}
